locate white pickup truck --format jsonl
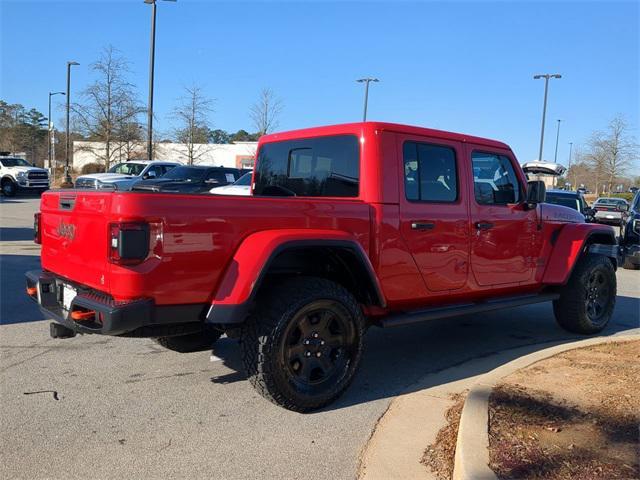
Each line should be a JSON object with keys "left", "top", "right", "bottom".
{"left": 0, "top": 155, "right": 50, "bottom": 196}
{"left": 74, "top": 160, "right": 180, "bottom": 190}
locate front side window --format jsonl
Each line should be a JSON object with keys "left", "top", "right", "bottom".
{"left": 162, "top": 166, "right": 207, "bottom": 181}
{"left": 254, "top": 135, "right": 359, "bottom": 197}
{"left": 403, "top": 142, "right": 458, "bottom": 202}
{"left": 472, "top": 152, "right": 521, "bottom": 205}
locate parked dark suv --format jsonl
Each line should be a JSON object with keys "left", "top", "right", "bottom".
{"left": 621, "top": 191, "right": 640, "bottom": 269}
{"left": 132, "top": 166, "right": 242, "bottom": 193}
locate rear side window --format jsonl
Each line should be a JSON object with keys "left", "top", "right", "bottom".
{"left": 472, "top": 152, "right": 521, "bottom": 205}
{"left": 403, "top": 142, "right": 458, "bottom": 202}
{"left": 254, "top": 135, "right": 359, "bottom": 197}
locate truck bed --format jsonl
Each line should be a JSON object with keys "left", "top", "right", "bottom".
{"left": 39, "top": 190, "right": 371, "bottom": 305}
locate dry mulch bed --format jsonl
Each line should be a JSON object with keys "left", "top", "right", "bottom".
{"left": 421, "top": 392, "right": 466, "bottom": 480}
{"left": 489, "top": 341, "right": 639, "bottom": 480}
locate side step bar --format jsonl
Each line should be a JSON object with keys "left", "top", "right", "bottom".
{"left": 380, "top": 293, "right": 560, "bottom": 328}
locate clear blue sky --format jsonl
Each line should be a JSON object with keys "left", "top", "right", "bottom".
{"left": 1, "top": 0, "right": 638, "bottom": 166}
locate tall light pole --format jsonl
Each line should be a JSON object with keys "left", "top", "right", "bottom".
{"left": 553, "top": 119, "right": 562, "bottom": 163}
{"left": 533, "top": 73, "right": 561, "bottom": 161}
{"left": 356, "top": 77, "right": 379, "bottom": 121}
{"left": 568, "top": 141, "right": 575, "bottom": 190}
{"left": 48, "top": 91, "right": 65, "bottom": 173}
{"left": 64, "top": 61, "right": 80, "bottom": 187}
{"left": 145, "top": 0, "right": 176, "bottom": 161}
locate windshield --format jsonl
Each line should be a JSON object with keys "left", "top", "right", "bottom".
{"left": 234, "top": 172, "right": 252, "bottom": 186}
{"left": 595, "top": 198, "right": 625, "bottom": 206}
{"left": 0, "top": 158, "right": 31, "bottom": 167}
{"left": 545, "top": 193, "right": 580, "bottom": 211}
{"left": 161, "top": 166, "right": 207, "bottom": 181}
{"left": 108, "top": 163, "right": 146, "bottom": 176}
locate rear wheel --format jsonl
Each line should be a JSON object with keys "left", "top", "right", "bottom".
{"left": 241, "top": 277, "right": 365, "bottom": 412}
{"left": 1, "top": 178, "right": 17, "bottom": 197}
{"left": 553, "top": 254, "right": 616, "bottom": 334}
{"left": 154, "top": 329, "right": 222, "bottom": 353}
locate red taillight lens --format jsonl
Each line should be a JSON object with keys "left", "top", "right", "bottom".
{"left": 108, "top": 222, "right": 150, "bottom": 265}
{"left": 34, "top": 213, "right": 42, "bottom": 244}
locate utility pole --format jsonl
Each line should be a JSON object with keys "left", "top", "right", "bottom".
{"left": 356, "top": 77, "right": 379, "bottom": 121}
{"left": 64, "top": 61, "right": 80, "bottom": 187}
{"left": 553, "top": 119, "right": 562, "bottom": 163}
{"left": 48, "top": 91, "right": 65, "bottom": 174}
{"left": 144, "top": 0, "right": 176, "bottom": 161}
{"left": 533, "top": 73, "right": 562, "bottom": 161}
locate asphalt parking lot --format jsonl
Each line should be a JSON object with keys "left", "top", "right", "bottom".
{"left": 1, "top": 195, "right": 638, "bottom": 480}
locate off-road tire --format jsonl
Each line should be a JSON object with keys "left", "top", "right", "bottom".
{"left": 1, "top": 178, "right": 17, "bottom": 197}
{"left": 154, "top": 329, "right": 222, "bottom": 353}
{"left": 553, "top": 254, "right": 616, "bottom": 334}
{"left": 622, "top": 256, "right": 640, "bottom": 270}
{"left": 240, "top": 276, "right": 365, "bottom": 413}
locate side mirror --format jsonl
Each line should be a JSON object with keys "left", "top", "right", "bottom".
{"left": 526, "top": 180, "right": 546, "bottom": 206}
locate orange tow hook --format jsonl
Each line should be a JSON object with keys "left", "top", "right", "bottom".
{"left": 71, "top": 310, "right": 95, "bottom": 321}
{"left": 26, "top": 287, "right": 37, "bottom": 296}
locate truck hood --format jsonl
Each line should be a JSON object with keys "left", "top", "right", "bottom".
{"left": 542, "top": 203, "right": 585, "bottom": 223}
{"left": 522, "top": 161, "right": 566, "bottom": 176}
{"left": 78, "top": 173, "right": 136, "bottom": 183}
{"left": 3, "top": 166, "right": 48, "bottom": 174}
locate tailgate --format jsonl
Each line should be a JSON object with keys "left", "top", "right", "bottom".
{"left": 40, "top": 190, "right": 113, "bottom": 292}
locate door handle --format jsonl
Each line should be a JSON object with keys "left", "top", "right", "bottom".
{"left": 411, "top": 221, "right": 436, "bottom": 231}
{"left": 475, "top": 221, "right": 494, "bottom": 230}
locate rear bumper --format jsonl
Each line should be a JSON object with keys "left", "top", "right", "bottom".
{"left": 25, "top": 270, "right": 206, "bottom": 337}
{"left": 594, "top": 212, "right": 622, "bottom": 224}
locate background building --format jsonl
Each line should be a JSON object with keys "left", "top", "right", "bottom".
{"left": 72, "top": 141, "right": 257, "bottom": 170}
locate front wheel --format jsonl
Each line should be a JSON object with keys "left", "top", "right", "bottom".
{"left": 241, "top": 277, "right": 365, "bottom": 412}
{"left": 1, "top": 179, "right": 17, "bottom": 197}
{"left": 553, "top": 254, "right": 616, "bottom": 334}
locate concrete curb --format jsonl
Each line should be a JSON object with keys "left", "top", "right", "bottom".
{"left": 452, "top": 334, "right": 640, "bottom": 480}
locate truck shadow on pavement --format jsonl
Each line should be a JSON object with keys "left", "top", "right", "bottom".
{"left": 0, "top": 254, "right": 47, "bottom": 325}
{"left": 208, "top": 295, "right": 639, "bottom": 412}
{"left": 0, "top": 227, "right": 35, "bottom": 242}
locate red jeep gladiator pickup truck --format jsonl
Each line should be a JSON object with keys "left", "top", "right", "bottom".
{"left": 27, "top": 122, "right": 620, "bottom": 412}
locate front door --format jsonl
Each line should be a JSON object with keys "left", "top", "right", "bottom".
{"left": 467, "top": 147, "right": 538, "bottom": 286}
{"left": 398, "top": 136, "right": 470, "bottom": 292}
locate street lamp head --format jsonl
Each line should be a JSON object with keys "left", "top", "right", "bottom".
{"left": 357, "top": 77, "right": 379, "bottom": 83}
{"left": 67, "top": 61, "right": 80, "bottom": 66}
{"left": 50, "top": 91, "right": 65, "bottom": 96}
{"left": 533, "top": 75, "right": 543, "bottom": 79}
{"left": 552, "top": 74, "right": 562, "bottom": 78}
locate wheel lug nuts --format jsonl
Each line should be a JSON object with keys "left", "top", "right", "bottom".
{"left": 303, "top": 340, "right": 310, "bottom": 345}
{"left": 320, "top": 340, "right": 325, "bottom": 345}
{"left": 312, "top": 332, "right": 319, "bottom": 338}
{"left": 316, "top": 352, "right": 321, "bottom": 357}
{"left": 305, "top": 351, "right": 311, "bottom": 357}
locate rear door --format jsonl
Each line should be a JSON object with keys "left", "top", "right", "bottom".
{"left": 398, "top": 135, "right": 470, "bottom": 292}
{"left": 467, "top": 146, "right": 538, "bottom": 286}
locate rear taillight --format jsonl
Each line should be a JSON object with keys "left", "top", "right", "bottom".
{"left": 34, "top": 213, "right": 41, "bottom": 244}
{"left": 108, "top": 222, "right": 150, "bottom": 265}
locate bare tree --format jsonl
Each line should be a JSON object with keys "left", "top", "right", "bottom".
{"left": 73, "top": 46, "right": 143, "bottom": 170}
{"left": 250, "top": 88, "right": 283, "bottom": 137}
{"left": 584, "top": 134, "right": 608, "bottom": 195}
{"left": 585, "top": 116, "right": 638, "bottom": 195}
{"left": 173, "top": 85, "right": 213, "bottom": 165}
